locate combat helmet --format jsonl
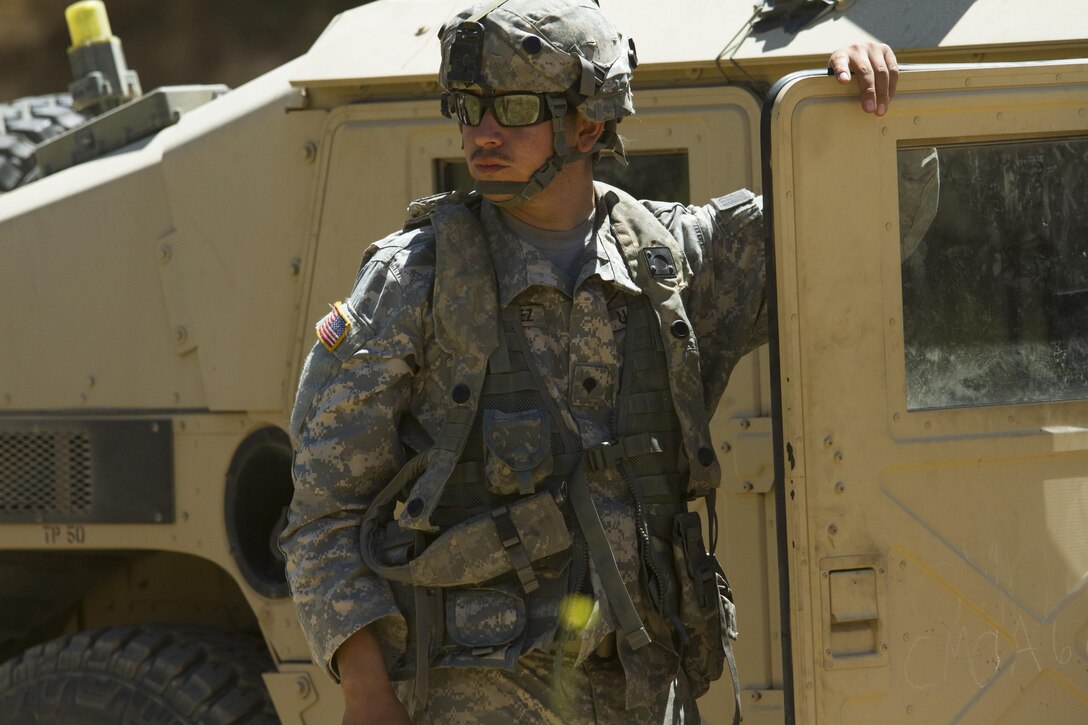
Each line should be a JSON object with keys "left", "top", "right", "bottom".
{"left": 438, "top": 0, "right": 638, "bottom": 206}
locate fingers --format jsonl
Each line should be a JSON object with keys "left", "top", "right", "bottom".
{"left": 828, "top": 49, "right": 854, "bottom": 85}
{"left": 884, "top": 44, "right": 900, "bottom": 103}
{"left": 828, "top": 42, "right": 900, "bottom": 116}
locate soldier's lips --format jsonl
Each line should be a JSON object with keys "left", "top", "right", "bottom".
{"left": 470, "top": 151, "right": 512, "bottom": 175}
{"left": 472, "top": 160, "right": 510, "bottom": 174}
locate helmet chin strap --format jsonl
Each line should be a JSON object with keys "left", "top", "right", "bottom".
{"left": 474, "top": 95, "right": 604, "bottom": 208}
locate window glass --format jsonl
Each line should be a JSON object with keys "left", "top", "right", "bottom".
{"left": 435, "top": 151, "right": 691, "bottom": 204}
{"left": 898, "top": 137, "right": 1088, "bottom": 410}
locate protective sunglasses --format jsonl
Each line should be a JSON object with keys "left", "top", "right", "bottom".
{"left": 442, "top": 91, "right": 555, "bottom": 127}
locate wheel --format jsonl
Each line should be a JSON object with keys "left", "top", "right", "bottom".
{"left": 0, "top": 93, "right": 89, "bottom": 192}
{"left": 0, "top": 625, "right": 280, "bottom": 724}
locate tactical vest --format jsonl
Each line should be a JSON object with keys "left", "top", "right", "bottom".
{"left": 358, "top": 183, "right": 739, "bottom": 721}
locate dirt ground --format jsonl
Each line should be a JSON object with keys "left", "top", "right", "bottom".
{"left": 0, "top": 0, "right": 367, "bottom": 101}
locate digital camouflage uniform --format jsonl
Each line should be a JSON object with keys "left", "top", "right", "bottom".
{"left": 281, "top": 182, "right": 766, "bottom": 722}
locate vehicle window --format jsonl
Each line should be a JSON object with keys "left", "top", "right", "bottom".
{"left": 898, "top": 136, "right": 1088, "bottom": 410}
{"left": 435, "top": 151, "right": 691, "bottom": 204}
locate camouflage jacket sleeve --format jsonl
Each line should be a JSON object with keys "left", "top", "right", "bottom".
{"left": 279, "top": 229, "right": 434, "bottom": 682}
{"left": 643, "top": 190, "right": 767, "bottom": 413}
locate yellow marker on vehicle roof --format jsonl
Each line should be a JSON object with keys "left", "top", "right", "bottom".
{"left": 65, "top": 1, "right": 113, "bottom": 48}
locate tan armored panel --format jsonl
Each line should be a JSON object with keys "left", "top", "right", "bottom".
{"left": 767, "top": 59, "right": 1088, "bottom": 723}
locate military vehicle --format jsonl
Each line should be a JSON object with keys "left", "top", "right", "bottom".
{"left": 1, "top": 0, "right": 1085, "bottom": 722}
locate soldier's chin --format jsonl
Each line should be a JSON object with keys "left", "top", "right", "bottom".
{"left": 475, "top": 182, "right": 529, "bottom": 203}
{"left": 481, "top": 190, "right": 518, "bottom": 202}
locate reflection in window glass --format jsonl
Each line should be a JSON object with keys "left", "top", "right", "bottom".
{"left": 898, "top": 137, "right": 1088, "bottom": 410}
{"left": 435, "top": 151, "right": 691, "bottom": 204}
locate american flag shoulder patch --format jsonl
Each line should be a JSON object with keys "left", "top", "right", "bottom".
{"left": 316, "top": 302, "right": 350, "bottom": 352}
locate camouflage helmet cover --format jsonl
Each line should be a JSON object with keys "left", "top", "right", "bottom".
{"left": 439, "top": 0, "right": 636, "bottom": 123}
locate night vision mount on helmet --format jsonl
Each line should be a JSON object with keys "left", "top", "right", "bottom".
{"left": 438, "top": 0, "right": 638, "bottom": 206}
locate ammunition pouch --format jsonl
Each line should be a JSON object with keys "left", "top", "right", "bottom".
{"left": 482, "top": 408, "right": 554, "bottom": 496}
{"left": 673, "top": 511, "right": 740, "bottom": 723}
{"left": 365, "top": 488, "right": 571, "bottom": 589}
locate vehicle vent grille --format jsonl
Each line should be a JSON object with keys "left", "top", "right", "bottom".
{"left": 0, "top": 430, "right": 94, "bottom": 514}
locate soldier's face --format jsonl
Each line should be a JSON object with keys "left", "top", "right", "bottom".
{"left": 462, "top": 108, "right": 559, "bottom": 186}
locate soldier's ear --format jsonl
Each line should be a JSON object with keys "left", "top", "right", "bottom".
{"left": 574, "top": 115, "right": 605, "bottom": 153}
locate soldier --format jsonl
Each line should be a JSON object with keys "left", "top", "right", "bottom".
{"left": 279, "top": 1, "right": 897, "bottom": 723}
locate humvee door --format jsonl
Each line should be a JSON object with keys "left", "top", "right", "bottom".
{"left": 765, "top": 61, "right": 1088, "bottom": 723}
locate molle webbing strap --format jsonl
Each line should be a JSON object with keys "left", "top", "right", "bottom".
{"left": 492, "top": 506, "right": 539, "bottom": 593}
{"left": 398, "top": 201, "right": 500, "bottom": 532}
{"left": 597, "top": 182, "right": 721, "bottom": 497}
{"left": 410, "top": 574, "right": 438, "bottom": 716}
{"left": 568, "top": 456, "right": 651, "bottom": 651}
{"left": 725, "top": 635, "right": 742, "bottom": 725}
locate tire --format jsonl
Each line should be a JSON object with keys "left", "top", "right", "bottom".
{"left": 0, "top": 93, "right": 90, "bottom": 192}
{"left": 0, "top": 625, "right": 280, "bottom": 724}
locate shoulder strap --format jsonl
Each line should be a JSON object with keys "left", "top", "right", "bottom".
{"left": 596, "top": 181, "right": 721, "bottom": 497}
{"left": 397, "top": 196, "right": 499, "bottom": 532}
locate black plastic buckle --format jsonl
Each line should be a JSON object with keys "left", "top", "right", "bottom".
{"left": 586, "top": 442, "right": 621, "bottom": 472}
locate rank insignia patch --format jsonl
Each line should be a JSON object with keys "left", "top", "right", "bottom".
{"left": 316, "top": 302, "right": 350, "bottom": 352}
